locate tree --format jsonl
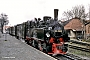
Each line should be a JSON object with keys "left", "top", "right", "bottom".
{"left": 0, "top": 13, "right": 9, "bottom": 33}
{"left": 63, "top": 5, "right": 88, "bottom": 20}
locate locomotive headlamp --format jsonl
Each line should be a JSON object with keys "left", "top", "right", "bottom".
{"left": 46, "top": 32, "right": 50, "bottom": 37}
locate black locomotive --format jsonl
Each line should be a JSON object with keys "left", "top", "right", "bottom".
{"left": 7, "top": 9, "right": 70, "bottom": 55}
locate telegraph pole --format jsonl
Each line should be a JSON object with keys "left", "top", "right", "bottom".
{"left": 5, "top": 26, "right": 7, "bottom": 41}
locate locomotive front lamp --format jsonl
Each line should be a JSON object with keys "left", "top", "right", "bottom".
{"left": 46, "top": 32, "right": 50, "bottom": 37}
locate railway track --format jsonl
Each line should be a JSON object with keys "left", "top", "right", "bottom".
{"left": 63, "top": 53, "right": 85, "bottom": 60}
{"left": 70, "top": 40, "right": 90, "bottom": 46}
{"left": 69, "top": 45, "right": 90, "bottom": 52}
{"left": 54, "top": 53, "right": 85, "bottom": 60}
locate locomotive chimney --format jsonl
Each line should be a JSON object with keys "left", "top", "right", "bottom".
{"left": 54, "top": 9, "right": 59, "bottom": 21}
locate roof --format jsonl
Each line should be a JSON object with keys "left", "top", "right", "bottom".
{"left": 64, "top": 18, "right": 84, "bottom": 31}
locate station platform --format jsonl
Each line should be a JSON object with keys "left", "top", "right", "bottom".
{"left": 0, "top": 33, "right": 56, "bottom": 60}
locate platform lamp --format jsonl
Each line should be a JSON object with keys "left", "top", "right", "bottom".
{"left": 4, "top": 14, "right": 8, "bottom": 41}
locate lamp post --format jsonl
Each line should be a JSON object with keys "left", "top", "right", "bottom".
{"left": 3, "top": 14, "right": 8, "bottom": 41}
{"left": 5, "top": 26, "right": 7, "bottom": 41}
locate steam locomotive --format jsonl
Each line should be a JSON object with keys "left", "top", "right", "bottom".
{"left": 7, "top": 9, "right": 70, "bottom": 55}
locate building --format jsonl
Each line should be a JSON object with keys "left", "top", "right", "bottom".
{"left": 64, "top": 18, "right": 90, "bottom": 39}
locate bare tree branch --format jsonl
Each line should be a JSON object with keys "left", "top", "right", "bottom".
{"left": 62, "top": 5, "right": 87, "bottom": 20}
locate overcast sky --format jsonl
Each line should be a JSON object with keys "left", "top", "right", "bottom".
{"left": 0, "top": 0, "right": 90, "bottom": 26}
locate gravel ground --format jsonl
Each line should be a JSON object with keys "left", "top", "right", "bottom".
{"left": 0, "top": 33, "right": 56, "bottom": 60}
